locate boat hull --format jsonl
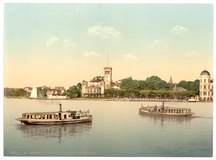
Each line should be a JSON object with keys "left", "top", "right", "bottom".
{"left": 139, "top": 108, "right": 193, "bottom": 117}
{"left": 16, "top": 116, "right": 92, "bottom": 125}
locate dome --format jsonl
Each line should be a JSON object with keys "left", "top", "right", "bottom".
{"left": 200, "top": 70, "right": 210, "bottom": 76}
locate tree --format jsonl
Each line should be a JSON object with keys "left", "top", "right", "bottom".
{"left": 145, "top": 76, "right": 171, "bottom": 90}
{"left": 37, "top": 87, "right": 47, "bottom": 98}
{"left": 66, "top": 83, "right": 82, "bottom": 99}
{"left": 177, "top": 79, "right": 200, "bottom": 95}
{"left": 4, "top": 88, "right": 30, "bottom": 98}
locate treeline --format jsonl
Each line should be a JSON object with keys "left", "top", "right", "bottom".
{"left": 104, "top": 76, "right": 199, "bottom": 99}
{"left": 4, "top": 88, "right": 30, "bottom": 98}
{"left": 4, "top": 87, "right": 50, "bottom": 98}
{"left": 105, "top": 89, "right": 196, "bottom": 99}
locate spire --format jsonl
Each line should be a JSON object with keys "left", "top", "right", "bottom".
{"left": 169, "top": 76, "right": 173, "bottom": 84}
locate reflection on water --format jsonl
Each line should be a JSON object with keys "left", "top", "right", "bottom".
{"left": 16, "top": 123, "right": 92, "bottom": 143}
{"left": 139, "top": 112, "right": 193, "bottom": 126}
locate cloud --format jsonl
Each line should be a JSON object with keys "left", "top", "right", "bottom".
{"left": 46, "top": 36, "right": 59, "bottom": 46}
{"left": 123, "top": 54, "right": 138, "bottom": 61}
{"left": 88, "top": 23, "right": 121, "bottom": 40}
{"left": 147, "top": 40, "right": 168, "bottom": 52}
{"left": 83, "top": 51, "right": 100, "bottom": 57}
{"left": 46, "top": 37, "right": 76, "bottom": 49}
{"left": 171, "top": 25, "right": 189, "bottom": 35}
{"left": 185, "top": 51, "right": 199, "bottom": 57}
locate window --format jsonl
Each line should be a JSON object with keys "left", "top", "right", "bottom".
{"left": 204, "top": 85, "right": 206, "bottom": 89}
{"left": 203, "top": 92, "right": 206, "bottom": 95}
{"left": 64, "top": 114, "right": 67, "bottom": 119}
{"left": 204, "top": 79, "right": 206, "bottom": 83}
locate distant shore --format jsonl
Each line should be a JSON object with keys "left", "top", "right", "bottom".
{"left": 4, "top": 96, "right": 212, "bottom": 103}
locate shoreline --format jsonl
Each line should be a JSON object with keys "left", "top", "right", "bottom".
{"left": 4, "top": 97, "right": 213, "bottom": 103}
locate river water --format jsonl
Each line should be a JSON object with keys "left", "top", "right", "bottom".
{"left": 4, "top": 99, "right": 213, "bottom": 157}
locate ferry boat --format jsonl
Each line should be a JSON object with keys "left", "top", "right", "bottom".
{"left": 139, "top": 102, "right": 194, "bottom": 117}
{"left": 16, "top": 104, "right": 92, "bottom": 125}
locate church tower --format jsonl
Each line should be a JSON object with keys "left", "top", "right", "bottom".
{"left": 104, "top": 67, "right": 112, "bottom": 89}
{"left": 169, "top": 76, "right": 173, "bottom": 84}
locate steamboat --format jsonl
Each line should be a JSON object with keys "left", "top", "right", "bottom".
{"left": 16, "top": 104, "right": 92, "bottom": 125}
{"left": 139, "top": 102, "right": 194, "bottom": 117}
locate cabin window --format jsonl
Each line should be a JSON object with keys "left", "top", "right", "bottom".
{"left": 204, "top": 85, "right": 206, "bottom": 89}
{"left": 49, "top": 115, "right": 52, "bottom": 119}
{"left": 64, "top": 114, "right": 67, "bottom": 119}
{"left": 27, "top": 115, "right": 30, "bottom": 119}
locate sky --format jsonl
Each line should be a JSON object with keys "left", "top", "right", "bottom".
{"left": 3, "top": 3, "right": 213, "bottom": 88}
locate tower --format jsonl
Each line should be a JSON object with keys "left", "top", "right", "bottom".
{"left": 81, "top": 80, "right": 88, "bottom": 97}
{"left": 169, "top": 76, "right": 173, "bottom": 84}
{"left": 104, "top": 67, "right": 112, "bottom": 89}
{"left": 199, "top": 70, "right": 213, "bottom": 101}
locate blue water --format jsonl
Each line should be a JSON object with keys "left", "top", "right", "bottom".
{"left": 4, "top": 99, "right": 213, "bottom": 157}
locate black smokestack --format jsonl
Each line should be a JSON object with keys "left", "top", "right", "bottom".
{"left": 59, "top": 103, "right": 62, "bottom": 112}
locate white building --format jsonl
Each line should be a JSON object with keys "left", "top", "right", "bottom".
{"left": 82, "top": 67, "right": 112, "bottom": 97}
{"left": 46, "top": 86, "right": 67, "bottom": 99}
{"left": 199, "top": 70, "right": 213, "bottom": 101}
{"left": 82, "top": 79, "right": 105, "bottom": 97}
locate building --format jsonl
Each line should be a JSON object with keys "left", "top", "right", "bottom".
{"left": 24, "top": 87, "right": 32, "bottom": 93}
{"left": 46, "top": 86, "right": 67, "bottom": 99}
{"left": 82, "top": 79, "right": 105, "bottom": 98}
{"left": 199, "top": 70, "right": 213, "bottom": 101}
{"left": 82, "top": 67, "right": 113, "bottom": 97}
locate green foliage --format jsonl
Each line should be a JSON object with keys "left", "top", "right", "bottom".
{"left": 66, "top": 83, "right": 82, "bottom": 99}
{"left": 140, "top": 90, "right": 195, "bottom": 99}
{"left": 37, "top": 87, "right": 47, "bottom": 98}
{"left": 4, "top": 88, "right": 30, "bottom": 98}
{"left": 145, "top": 76, "right": 171, "bottom": 90}
{"left": 120, "top": 76, "right": 172, "bottom": 91}
{"left": 104, "top": 88, "right": 121, "bottom": 98}
{"left": 114, "top": 75, "right": 199, "bottom": 99}
{"left": 177, "top": 79, "right": 200, "bottom": 94}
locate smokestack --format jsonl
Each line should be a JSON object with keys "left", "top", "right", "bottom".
{"left": 59, "top": 103, "right": 62, "bottom": 112}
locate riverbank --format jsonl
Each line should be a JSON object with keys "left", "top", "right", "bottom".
{"left": 4, "top": 96, "right": 212, "bottom": 103}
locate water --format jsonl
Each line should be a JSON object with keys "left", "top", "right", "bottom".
{"left": 4, "top": 99, "right": 213, "bottom": 157}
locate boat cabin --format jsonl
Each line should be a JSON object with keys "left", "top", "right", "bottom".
{"left": 21, "top": 110, "right": 90, "bottom": 120}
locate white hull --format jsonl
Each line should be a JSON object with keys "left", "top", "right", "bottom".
{"left": 16, "top": 117, "right": 92, "bottom": 125}
{"left": 139, "top": 108, "right": 193, "bottom": 117}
